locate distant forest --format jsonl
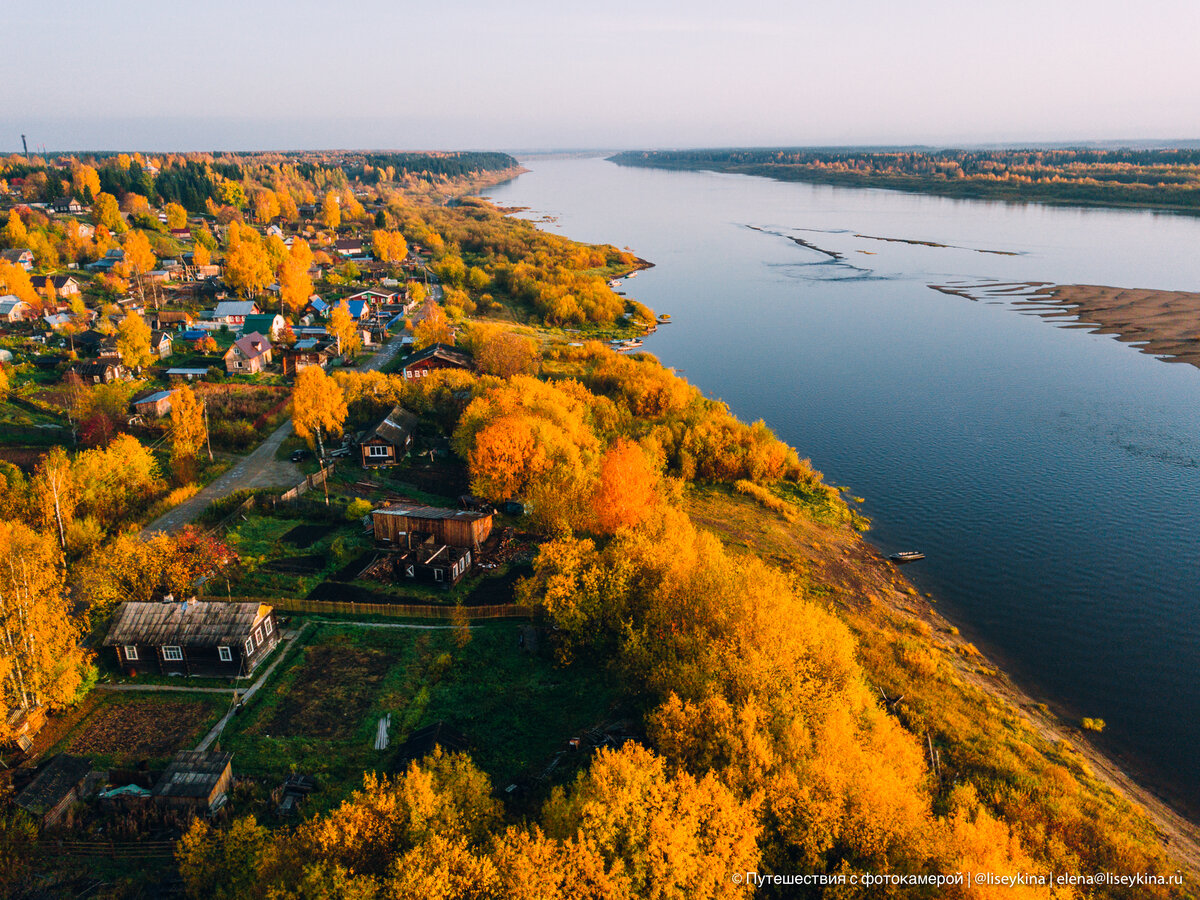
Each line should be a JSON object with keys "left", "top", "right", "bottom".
{"left": 611, "top": 147, "right": 1200, "bottom": 211}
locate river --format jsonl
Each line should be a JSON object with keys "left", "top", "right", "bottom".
{"left": 483, "top": 156, "right": 1200, "bottom": 816}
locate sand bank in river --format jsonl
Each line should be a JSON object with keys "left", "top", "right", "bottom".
{"left": 929, "top": 281, "right": 1200, "bottom": 369}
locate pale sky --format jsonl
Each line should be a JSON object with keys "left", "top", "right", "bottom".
{"left": 5, "top": 0, "right": 1199, "bottom": 152}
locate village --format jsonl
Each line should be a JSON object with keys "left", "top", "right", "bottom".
{"left": 0, "top": 153, "right": 647, "bottom": 885}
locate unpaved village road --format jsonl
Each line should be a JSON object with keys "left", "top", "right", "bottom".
{"left": 141, "top": 331, "right": 411, "bottom": 536}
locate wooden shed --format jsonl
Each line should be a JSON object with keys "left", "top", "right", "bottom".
{"left": 15, "top": 754, "right": 92, "bottom": 827}
{"left": 371, "top": 503, "right": 493, "bottom": 550}
{"left": 153, "top": 750, "right": 233, "bottom": 811}
{"left": 103, "top": 601, "right": 279, "bottom": 678}
{"left": 360, "top": 405, "right": 417, "bottom": 468}
{"left": 4, "top": 705, "right": 46, "bottom": 756}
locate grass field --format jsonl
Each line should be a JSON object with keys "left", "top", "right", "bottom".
{"left": 216, "top": 621, "right": 618, "bottom": 810}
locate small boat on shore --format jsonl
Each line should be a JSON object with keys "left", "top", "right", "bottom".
{"left": 889, "top": 550, "right": 925, "bottom": 563}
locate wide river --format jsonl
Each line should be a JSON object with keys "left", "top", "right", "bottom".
{"left": 484, "top": 157, "right": 1200, "bottom": 815}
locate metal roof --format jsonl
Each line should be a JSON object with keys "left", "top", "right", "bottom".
{"left": 367, "top": 405, "right": 418, "bottom": 446}
{"left": 373, "top": 504, "right": 490, "bottom": 523}
{"left": 153, "top": 751, "right": 232, "bottom": 799}
{"left": 103, "top": 601, "right": 271, "bottom": 648}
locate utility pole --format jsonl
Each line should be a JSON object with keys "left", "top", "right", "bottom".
{"left": 203, "top": 400, "right": 213, "bottom": 461}
{"left": 20, "top": 135, "right": 29, "bottom": 160}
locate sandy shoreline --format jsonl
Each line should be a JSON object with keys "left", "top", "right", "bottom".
{"left": 930, "top": 280, "right": 1200, "bottom": 369}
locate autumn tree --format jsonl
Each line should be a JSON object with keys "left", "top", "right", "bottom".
{"left": 412, "top": 303, "right": 453, "bottom": 350}
{"left": 0, "top": 520, "right": 90, "bottom": 738}
{"left": 164, "top": 202, "right": 188, "bottom": 230}
{"left": 278, "top": 238, "right": 314, "bottom": 316}
{"left": 30, "top": 447, "right": 75, "bottom": 553}
{"left": 72, "top": 163, "right": 101, "bottom": 201}
{"left": 292, "top": 365, "right": 347, "bottom": 460}
{"left": 191, "top": 243, "right": 212, "bottom": 268}
{"left": 371, "top": 229, "right": 407, "bottom": 263}
{"left": 169, "top": 386, "right": 207, "bottom": 483}
{"left": 2, "top": 209, "right": 26, "bottom": 248}
{"left": 0, "top": 262, "right": 37, "bottom": 304}
{"left": 592, "top": 439, "right": 660, "bottom": 533}
{"left": 122, "top": 229, "right": 156, "bottom": 276}
{"left": 251, "top": 189, "right": 280, "bottom": 224}
{"left": 328, "top": 300, "right": 362, "bottom": 359}
{"left": 320, "top": 191, "right": 341, "bottom": 229}
{"left": 92, "top": 192, "right": 125, "bottom": 233}
{"left": 222, "top": 222, "right": 272, "bottom": 297}
{"left": 475, "top": 329, "right": 539, "bottom": 378}
{"left": 116, "top": 311, "right": 155, "bottom": 370}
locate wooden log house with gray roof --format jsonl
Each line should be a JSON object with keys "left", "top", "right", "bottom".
{"left": 360, "top": 405, "right": 418, "bottom": 468}
{"left": 103, "top": 601, "right": 279, "bottom": 678}
{"left": 371, "top": 503, "right": 493, "bottom": 550}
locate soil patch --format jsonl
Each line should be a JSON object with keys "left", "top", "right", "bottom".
{"left": 265, "top": 555, "right": 325, "bottom": 574}
{"left": 305, "top": 582, "right": 398, "bottom": 604}
{"left": 262, "top": 644, "right": 391, "bottom": 738}
{"left": 329, "top": 551, "right": 377, "bottom": 582}
{"left": 64, "top": 697, "right": 217, "bottom": 760}
{"left": 281, "top": 523, "right": 337, "bottom": 548}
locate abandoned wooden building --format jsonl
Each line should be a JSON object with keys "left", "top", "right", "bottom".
{"left": 14, "top": 754, "right": 93, "bottom": 828}
{"left": 103, "top": 601, "right": 280, "bottom": 678}
{"left": 368, "top": 536, "right": 474, "bottom": 588}
{"left": 152, "top": 750, "right": 234, "bottom": 812}
{"left": 371, "top": 503, "right": 493, "bottom": 549}
{"left": 360, "top": 405, "right": 418, "bottom": 468}
{"left": 4, "top": 705, "right": 46, "bottom": 756}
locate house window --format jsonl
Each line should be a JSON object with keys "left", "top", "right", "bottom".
{"left": 254, "top": 626, "right": 264, "bottom": 646}
{"left": 123, "top": 645, "right": 139, "bottom": 661}
{"left": 264, "top": 617, "right": 273, "bottom": 636}
{"left": 244, "top": 637, "right": 254, "bottom": 655}
{"left": 405, "top": 564, "right": 415, "bottom": 578}
{"left": 162, "top": 646, "right": 183, "bottom": 661}
{"left": 434, "top": 568, "right": 444, "bottom": 582}
{"left": 218, "top": 646, "right": 232, "bottom": 662}
{"left": 367, "top": 444, "right": 390, "bottom": 458}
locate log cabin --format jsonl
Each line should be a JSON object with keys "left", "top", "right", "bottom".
{"left": 371, "top": 503, "right": 493, "bottom": 550}
{"left": 104, "top": 601, "right": 279, "bottom": 678}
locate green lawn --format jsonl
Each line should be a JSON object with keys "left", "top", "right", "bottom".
{"left": 216, "top": 621, "right": 618, "bottom": 810}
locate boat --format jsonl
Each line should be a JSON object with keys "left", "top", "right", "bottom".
{"left": 888, "top": 551, "right": 925, "bottom": 563}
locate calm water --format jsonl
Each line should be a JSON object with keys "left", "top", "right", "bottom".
{"left": 485, "top": 157, "right": 1200, "bottom": 813}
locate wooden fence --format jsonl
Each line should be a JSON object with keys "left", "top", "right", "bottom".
{"left": 278, "top": 463, "right": 335, "bottom": 503}
{"left": 248, "top": 597, "right": 535, "bottom": 620}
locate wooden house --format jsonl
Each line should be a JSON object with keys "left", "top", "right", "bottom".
{"left": 152, "top": 750, "right": 233, "bottom": 812}
{"left": 133, "top": 389, "right": 174, "bottom": 418}
{"left": 48, "top": 274, "right": 82, "bottom": 297}
{"left": 372, "top": 503, "right": 493, "bottom": 550}
{"left": 15, "top": 754, "right": 92, "bottom": 827}
{"left": 151, "top": 330, "right": 174, "bottom": 359}
{"left": 360, "top": 406, "right": 417, "bottom": 468}
{"left": 399, "top": 343, "right": 472, "bottom": 380}
{"left": 53, "top": 197, "right": 85, "bottom": 215}
{"left": 0, "top": 295, "right": 31, "bottom": 322}
{"left": 281, "top": 339, "right": 336, "bottom": 377}
{"left": 224, "top": 332, "right": 272, "bottom": 374}
{"left": 211, "top": 300, "right": 259, "bottom": 326}
{"left": 153, "top": 309, "right": 194, "bottom": 330}
{"left": 241, "top": 313, "right": 285, "bottom": 340}
{"left": 103, "top": 600, "right": 280, "bottom": 678}
{"left": 1, "top": 248, "right": 34, "bottom": 271}
{"left": 69, "top": 360, "right": 126, "bottom": 384}
{"left": 333, "top": 237, "right": 364, "bottom": 257}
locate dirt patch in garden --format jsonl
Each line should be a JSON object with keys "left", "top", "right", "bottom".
{"left": 64, "top": 697, "right": 218, "bottom": 761}
{"left": 265, "top": 555, "right": 326, "bottom": 573}
{"left": 262, "top": 643, "right": 392, "bottom": 738}
{"left": 281, "top": 523, "right": 338, "bottom": 548}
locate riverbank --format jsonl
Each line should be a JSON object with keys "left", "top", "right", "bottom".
{"left": 929, "top": 281, "right": 1200, "bottom": 369}
{"left": 683, "top": 481, "right": 1200, "bottom": 878}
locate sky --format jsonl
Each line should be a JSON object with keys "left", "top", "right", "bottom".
{"left": 5, "top": 0, "right": 1199, "bottom": 152}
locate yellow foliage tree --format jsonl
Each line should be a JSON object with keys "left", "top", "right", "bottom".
{"left": 278, "top": 239, "right": 314, "bottom": 317}
{"left": 0, "top": 262, "right": 37, "bottom": 304}
{"left": 413, "top": 303, "right": 453, "bottom": 350}
{"left": 92, "top": 192, "right": 125, "bottom": 233}
{"left": 0, "top": 520, "right": 89, "bottom": 739}
{"left": 292, "top": 365, "right": 347, "bottom": 459}
{"left": 329, "top": 300, "right": 362, "bottom": 359}
{"left": 116, "top": 311, "right": 154, "bottom": 369}
{"left": 72, "top": 164, "right": 101, "bottom": 201}
{"left": 2, "top": 209, "right": 26, "bottom": 248}
{"left": 122, "top": 230, "right": 156, "bottom": 276}
{"left": 164, "top": 202, "right": 188, "bottom": 230}
{"left": 223, "top": 222, "right": 272, "bottom": 297}
{"left": 169, "top": 387, "right": 206, "bottom": 482}
{"left": 592, "top": 439, "right": 659, "bottom": 533}
{"left": 320, "top": 191, "right": 341, "bottom": 229}
{"left": 371, "top": 229, "right": 407, "bottom": 263}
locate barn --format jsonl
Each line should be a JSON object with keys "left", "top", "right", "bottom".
{"left": 14, "top": 754, "right": 93, "bottom": 827}
{"left": 371, "top": 503, "right": 493, "bottom": 549}
{"left": 103, "top": 601, "right": 279, "bottom": 678}
{"left": 153, "top": 750, "right": 233, "bottom": 812}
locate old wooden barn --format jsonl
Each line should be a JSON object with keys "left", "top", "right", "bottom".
{"left": 152, "top": 750, "right": 233, "bottom": 811}
{"left": 103, "top": 601, "right": 279, "bottom": 678}
{"left": 371, "top": 503, "right": 492, "bottom": 549}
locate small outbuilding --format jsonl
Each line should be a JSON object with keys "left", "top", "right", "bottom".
{"left": 14, "top": 754, "right": 93, "bottom": 828}
{"left": 133, "top": 389, "right": 174, "bottom": 418}
{"left": 224, "top": 331, "right": 272, "bottom": 374}
{"left": 371, "top": 503, "right": 493, "bottom": 550}
{"left": 104, "top": 600, "right": 280, "bottom": 678}
{"left": 152, "top": 750, "right": 233, "bottom": 812}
